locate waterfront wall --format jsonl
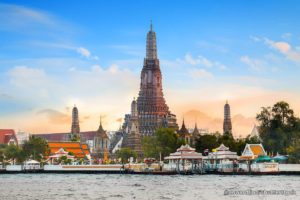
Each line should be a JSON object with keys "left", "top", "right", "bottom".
{"left": 279, "top": 164, "right": 300, "bottom": 172}
{"left": 44, "top": 164, "right": 123, "bottom": 171}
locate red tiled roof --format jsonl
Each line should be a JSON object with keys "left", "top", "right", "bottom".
{"left": 0, "top": 129, "right": 18, "bottom": 145}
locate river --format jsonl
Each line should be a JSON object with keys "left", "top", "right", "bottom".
{"left": 0, "top": 174, "right": 299, "bottom": 200}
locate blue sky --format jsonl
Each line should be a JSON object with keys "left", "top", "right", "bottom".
{"left": 0, "top": 0, "right": 300, "bottom": 135}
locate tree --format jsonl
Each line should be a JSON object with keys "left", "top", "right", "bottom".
{"left": 142, "top": 128, "right": 185, "bottom": 160}
{"left": 286, "top": 140, "right": 300, "bottom": 163}
{"left": 65, "top": 159, "right": 72, "bottom": 165}
{"left": 195, "top": 132, "right": 247, "bottom": 156}
{"left": 0, "top": 147, "right": 6, "bottom": 163}
{"left": 58, "top": 155, "right": 67, "bottom": 164}
{"left": 256, "top": 101, "right": 300, "bottom": 155}
{"left": 195, "top": 134, "right": 218, "bottom": 154}
{"left": 117, "top": 148, "right": 137, "bottom": 163}
{"left": 5, "top": 145, "right": 20, "bottom": 164}
{"left": 22, "top": 135, "right": 48, "bottom": 161}
{"left": 70, "top": 135, "right": 80, "bottom": 142}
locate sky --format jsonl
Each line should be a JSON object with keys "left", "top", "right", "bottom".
{"left": 0, "top": 0, "right": 300, "bottom": 137}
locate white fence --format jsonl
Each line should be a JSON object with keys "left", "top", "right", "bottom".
{"left": 279, "top": 164, "right": 300, "bottom": 172}
{"left": 6, "top": 165, "right": 22, "bottom": 171}
{"left": 44, "top": 164, "right": 123, "bottom": 171}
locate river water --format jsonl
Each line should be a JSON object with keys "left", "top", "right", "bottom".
{"left": 0, "top": 174, "right": 299, "bottom": 200}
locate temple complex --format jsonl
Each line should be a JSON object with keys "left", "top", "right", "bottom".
{"left": 223, "top": 101, "right": 232, "bottom": 134}
{"left": 135, "top": 23, "right": 178, "bottom": 137}
{"left": 122, "top": 98, "right": 144, "bottom": 157}
{"left": 92, "top": 118, "right": 110, "bottom": 159}
{"left": 71, "top": 105, "right": 80, "bottom": 138}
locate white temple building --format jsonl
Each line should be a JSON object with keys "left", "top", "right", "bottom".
{"left": 164, "top": 145, "right": 202, "bottom": 173}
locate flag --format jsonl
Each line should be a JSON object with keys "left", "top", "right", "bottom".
{"left": 204, "top": 149, "right": 209, "bottom": 153}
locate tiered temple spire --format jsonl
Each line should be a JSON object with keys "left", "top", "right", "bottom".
{"left": 223, "top": 100, "right": 232, "bottom": 134}
{"left": 136, "top": 23, "right": 178, "bottom": 136}
{"left": 71, "top": 105, "right": 80, "bottom": 138}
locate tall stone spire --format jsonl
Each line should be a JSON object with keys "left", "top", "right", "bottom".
{"left": 135, "top": 24, "right": 178, "bottom": 137}
{"left": 223, "top": 101, "right": 232, "bottom": 134}
{"left": 71, "top": 105, "right": 80, "bottom": 138}
{"left": 146, "top": 22, "right": 157, "bottom": 60}
{"left": 122, "top": 98, "right": 143, "bottom": 157}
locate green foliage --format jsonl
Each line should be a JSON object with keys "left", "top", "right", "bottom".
{"left": 286, "top": 140, "right": 300, "bottom": 163}
{"left": 117, "top": 148, "right": 137, "bottom": 163}
{"left": 4, "top": 144, "right": 26, "bottom": 164}
{"left": 68, "top": 151, "right": 74, "bottom": 156}
{"left": 142, "top": 128, "right": 185, "bottom": 160}
{"left": 0, "top": 147, "right": 5, "bottom": 163}
{"left": 195, "top": 132, "right": 247, "bottom": 155}
{"left": 22, "top": 135, "right": 48, "bottom": 161}
{"left": 256, "top": 101, "right": 300, "bottom": 155}
{"left": 65, "top": 159, "right": 72, "bottom": 165}
{"left": 58, "top": 155, "right": 67, "bottom": 164}
{"left": 70, "top": 135, "right": 80, "bottom": 142}
{"left": 195, "top": 134, "right": 218, "bottom": 154}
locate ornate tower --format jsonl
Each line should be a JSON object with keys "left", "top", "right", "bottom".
{"left": 122, "top": 98, "right": 144, "bottom": 157}
{"left": 136, "top": 23, "right": 178, "bottom": 137}
{"left": 71, "top": 105, "right": 80, "bottom": 138}
{"left": 92, "top": 117, "right": 110, "bottom": 159}
{"left": 223, "top": 101, "right": 232, "bottom": 134}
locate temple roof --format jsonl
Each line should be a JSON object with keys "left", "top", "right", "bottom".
{"left": 0, "top": 129, "right": 18, "bottom": 145}
{"left": 178, "top": 119, "right": 190, "bottom": 137}
{"left": 48, "top": 142, "right": 90, "bottom": 158}
{"left": 95, "top": 121, "right": 109, "bottom": 139}
{"left": 192, "top": 123, "right": 200, "bottom": 135}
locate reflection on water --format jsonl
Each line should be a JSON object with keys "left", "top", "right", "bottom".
{"left": 0, "top": 174, "right": 299, "bottom": 200}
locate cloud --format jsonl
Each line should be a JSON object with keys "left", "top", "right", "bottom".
{"left": 281, "top": 33, "right": 292, "bottom": 40}
{"left": 0, "top": 3, "right": 55, "bottom": 31}
{"left": 116, "top": 118, "right": 122, "bottom": 122}
{"left": 37, "top": 109, "right": 71, "bottom": 125}
{"left": 250, "top": 35, "right": 260, "bottom": 42}
{"left": 264, "top": 38, "right": 300, "bottom": 62}
{"left": 7, "top": 66, "right": 48, "bottom": 89}
{"left": 240, "top": 56, "right": 267, "bottom": 72}
{"left": 189, "top": 68, "right": 214, "bottom": 79}
{"left": 77, "top": 47, "right": 91, "bottom": 58}
{"left": 29, "top": 42, "right": 99, "bottom": 60}
{"left": 185, "top": 53, "right": 213, "bottom": 67}
{"left": 75, "top": 47, "right": 98, "bottom": 60}
{"left": 182, "top": 109, "right": 256, "bottom": 136}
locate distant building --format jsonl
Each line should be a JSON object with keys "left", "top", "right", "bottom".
{"left": 249, "top": 124, "right": 262, "bottom": 141}
{"left": 223, "top": 101, "right": 232, "bottom": 134}
{"left": 178, "top": 119, "right": 193, "bottom": 145}
{"left": 36, "top": 131, "right": 95, "bottom": 143}
{"left": 122, "top": 98, "right": 143, "bottom": 157}
{"left": 92, "top": 118, "right": 110, "bottom": 159}
{"left": 0, "top": 129, "right": 18, "bottom": 145}
{"left": 71, "top": 105, "right": 80, "bottom": 138}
